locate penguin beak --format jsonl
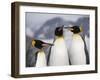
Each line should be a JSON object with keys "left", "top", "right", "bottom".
{"left": 42, "top": 43, "right": 54, "bottom": 47}
{"left": 48, "top": 43, "right": 54, "bottom": 46}
{"left": 64, "top": 27, "right": 73, "bottom": 31}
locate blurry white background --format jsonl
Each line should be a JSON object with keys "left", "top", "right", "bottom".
{"left": 0, "top": 0, "right": 100, "bottom": 80}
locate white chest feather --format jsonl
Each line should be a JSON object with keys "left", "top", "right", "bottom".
{"left": 35, "top": 51, "right": 47, "bottom": 67}
{"left": 49, "top": 37, "right": 69, "bottom": 66}
{"left": 70, "top": 35, "right": 84, "bottom": 51}
{"left": 72, "top": 34, "right": 84, "bottom": 48}
{"left": 69, "top": 34, "right": 86, "bottom": 65}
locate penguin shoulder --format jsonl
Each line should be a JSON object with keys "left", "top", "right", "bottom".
{"left": 72, "top": 34, "right": 82, "bottom": 40}
{"left": 37, "top": 50, "right": 45, "bottom": 56}
{"left": 55, "top": 36, "right": 64, "bottom": 41}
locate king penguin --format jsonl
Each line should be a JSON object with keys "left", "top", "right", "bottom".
{"left": 48, "top": 25, "right": 69, "bottom": 66}
{"left": 31, "top": 39, "right": 53, "bottom": 67}
{"left": 65, "top": 25, "right": 90, "bottom": 65}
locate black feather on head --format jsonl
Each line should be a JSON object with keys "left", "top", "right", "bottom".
{"left": 32, "top": 40, "right": 53, "bottom": 49}
{"left": 70, "top": 26, "right": 81, "bottom": 34}
{"left": 55, "top": 25, "right": 64, "bottom": 37}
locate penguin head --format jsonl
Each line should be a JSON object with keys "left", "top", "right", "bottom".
{"left": 32, "top": 39, "right": 53, "bottom": 50}
{"left": 55, "top": 25, "right": 64, "bottom": 37}
{"left": 64, "top": 25, "right": 83, "bottom": 34}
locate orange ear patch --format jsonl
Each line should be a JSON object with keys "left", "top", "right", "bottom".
{"left": 32, "top": 40, "right": 36, "bottom": 47}
{"left": 79, "top": 24, "right": 83, "bottom": 32}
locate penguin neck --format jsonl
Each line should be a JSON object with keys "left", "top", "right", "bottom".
{"left": 38, "top": 49, "right": 44, "bottom": 52}
{"left": 72, "top": 33, "right": 81, "bottom": 39}
{"left": 55, "top": 36, "right": 64, "bottom": 39}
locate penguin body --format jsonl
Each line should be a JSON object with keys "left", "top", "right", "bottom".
{"left": 48, "top": 26, "right": 69, "bottom": 66}
{"left": 69, "top": 34, "right": 86, "bottom": 65}
{"left": 49, "top": 37, "right": 69, "bottom": 66}
{"left": 35, "top": 50, "right": 47, "bottom": 67}
{"left": 66, "top": 25, "right": 90, "bottom": 65}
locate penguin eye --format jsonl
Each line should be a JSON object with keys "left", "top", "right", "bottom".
{"left": 32, "top": 40, "right": 36, "bottom": 47}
